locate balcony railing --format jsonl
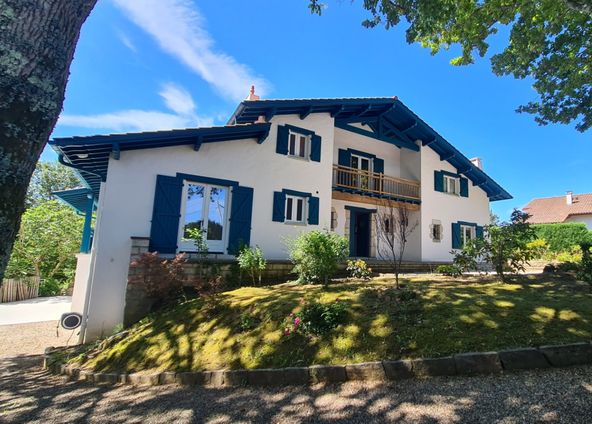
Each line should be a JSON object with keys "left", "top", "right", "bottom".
{"left": 332, "top": 165, "right": 421, "bottom": 201}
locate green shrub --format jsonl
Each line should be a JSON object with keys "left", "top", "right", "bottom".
{"left": 556, "top": 261, "right": 580, "bottom": 272}
{"left": 287, "top": 230, "right": 348, "bottom": 284}
{"left": 283, "top": 299, "right": 347, "bottom": 336}
{"left": 236, "top": 245, "right": 267, "bottom": 285}
{"left": 578, "top": 243, "right": 592, "bottom": 284}
{"left": 526, "top": 239, "right": 550, "bottom": 259}
{"left": 554, "top": 245, "right": 583, "bottom": 263}
{"left": 533, "top": 223, "right": 592, "bottom": 252}
{"left": 435, "top": 264, "right": 462, "bottom": 277}
{"left": 346, "top": 259, "right": 372, "bottom": 280}
{"left": 39, "top": 278, "right": 70, "bottom": 297}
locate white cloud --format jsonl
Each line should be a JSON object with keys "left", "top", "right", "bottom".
{"left": 112, "top": 0, "right": 270, "bottom": 102}
{"left": 57, "top": 82, "right": 214, "bottom": 133}
{"left": 159, "top": 83, "right": 196, "bottom": 116}
{"left": 117, "top": 30, "right": 137, "bottom": 53}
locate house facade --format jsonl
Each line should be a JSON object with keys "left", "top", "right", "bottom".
{"left": 523, "top": 192, "right": 592, "bottom": 229}
{"left": 51, "top": 95, "right": 511, "bottom": 341}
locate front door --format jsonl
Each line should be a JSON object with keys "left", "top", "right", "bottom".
{"left": 352, "top": 211, "right": 370, "bottom": 257}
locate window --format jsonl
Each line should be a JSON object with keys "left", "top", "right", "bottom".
{"left": 179, "top": 181, "right": 229, "bottom": 252}
{"left": 431, "top": 220, "right": 442, "bottom": 242}
{"left": 330, "top": 208, "right": 338, "bottom": 231}
{"left": 285, "top": 195, "right": 306, "bottom": 223}
{"left": 288, "top": 131, "right": 309, "bottom": 159}
{"left": 443, "top": 175, "right": 460, "bottom": 195}
{"left": 460, "top": 224, "right": 476, "bottom": 246}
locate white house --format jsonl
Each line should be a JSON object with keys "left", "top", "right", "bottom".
{"left": 524, "top": 192, "right": 592, "bottom": 229}
{"left": 51, "top": 93, "right": 511, "bottom": 341}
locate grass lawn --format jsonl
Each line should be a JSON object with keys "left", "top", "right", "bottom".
{"left": 74, "top": 273, "right": 592, "bottom": 373}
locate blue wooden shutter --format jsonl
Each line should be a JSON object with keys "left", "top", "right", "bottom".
{"left": 272, "top": 191, "right": 286, "bottom": 222}
{"left": 308, "top": 196, "right": 319, "bottom": 225}
{"left": 434, "top": 171, "right": 444, "bottom": 192}
{"left": 227, "top": 186, "right": 254, "bottom": 255}
{"left": 476, "top": 225, "right": 484, "bottom": 239}
{"left": 149, "top": 175, "right": 183, "bottom": 253}
{"left": 373, "top": 158, "right": 384, "bottom": 174}
{"left": 276, "top": 125, "right": 289, "bottom": 155}
{"left": 460, "top": 177, "right": 469, "bottom": 197}
{"left": 451, "top": 222, "right": 461, "bottom": 249}
{"left": 310, "top": 134, "right": 321, "bottom": 162}
{"left": 338, "top": 149, "right": 350, "bottom": 166}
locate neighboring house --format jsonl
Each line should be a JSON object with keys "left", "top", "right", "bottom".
{"left": 50, "top": 92, "right": 511, "bottom": 341}
{"left": 523, "top": 192, "right": 592, "bottom": 229}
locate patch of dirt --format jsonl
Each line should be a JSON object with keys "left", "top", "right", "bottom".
{"left": 0, "top": 321, "right": 78, "bottom": 358}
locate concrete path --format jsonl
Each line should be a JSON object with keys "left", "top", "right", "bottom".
{"left": 0, "top": 296, "right": 71, "bottom": 326}
{"left": 0, "top": 357, "right": 591, "bottom": 423}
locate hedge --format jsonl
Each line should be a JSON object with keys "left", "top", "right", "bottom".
{"left": 532, "top": 223, "right": 592, "bottom": 252}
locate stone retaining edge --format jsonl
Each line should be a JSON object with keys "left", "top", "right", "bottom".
{"left": 43, "top": 342, "right": 592, "bottom": 387}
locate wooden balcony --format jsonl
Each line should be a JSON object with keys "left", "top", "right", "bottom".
{"left": 332, "top": 165, "right": 421, "bottom": 208}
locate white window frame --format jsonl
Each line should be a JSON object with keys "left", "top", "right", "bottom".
{"left": 285, "top": 194, "right": 307, "bottom": 224}
{"left": 287, "top": 131, "right": 310, "bottom": 160}
{"left": 178, "top": 181, "right": 231, "bottom": 253}
{"left": 443, "top": 174, "right": 460, "bottom": 195}
{"left": 350, "top": 154, "right": 373, "bottom": 173}
{"left": 460, "top": 224, "right": 476, "bottom": 247}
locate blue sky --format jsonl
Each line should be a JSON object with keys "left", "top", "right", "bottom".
{"left": 47, "top": 0, "right": 591, "bottom": 219}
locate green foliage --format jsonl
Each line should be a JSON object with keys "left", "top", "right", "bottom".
{"left": 435, "top": 264, "right": 461, "bottom": 277}
{"left": 578, "top": 243, "right": 592, "bottom": 284}
{"left": 287, "top": 230, "right": 348, "bottom": 284}
{"left": 6, "top": 200, "right": 83, "bottom": 295}
{"left": 283, "top": 299, "right": 348, "bottom": 337}
{"left": 310, "top": 0, "right": 592, "bottom": 131}
{"left": 236, "top": 245, "right": 267, "bottom": 285}
{"left": 487, "top": 210, "right": 536, "bottom": 279}
{"left": 452, "top": 238, "right": 488, "bottom": 274}
{"left": 185, "top": 227, "right": 208, "bottom": 255}
{"left": 555, "top": 245, "right": 583, "bottom": 263}
{"left": 526, "top": 239, "right": 550, "bottom": 259}
{"left": 452, "top": 210, "right": 535, "bottom": 279}
{"left": 346, "top": 259, "right": 372, "bottom": 280}
{"left": 128, "top": 252, "right": 188, "bottom": 302}
{"left": 26, "top": 161, "right": 81, "bottom": 208}
{"left": 532, "top": 223, "right": 592, "bottom": 252}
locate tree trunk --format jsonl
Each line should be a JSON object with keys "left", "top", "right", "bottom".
{"left": 0, "top": 0, "right": 97, "bottom": 286}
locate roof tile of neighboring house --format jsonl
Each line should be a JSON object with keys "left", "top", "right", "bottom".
{"left": 523, "top": 193, "right": 592, "bottom": 224}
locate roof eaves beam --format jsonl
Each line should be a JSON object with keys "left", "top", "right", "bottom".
{"left": 193, "top": 136, "right": 203, "bottom": 151}
{"left": 299, "top": 106, "right": 313, "bottom": 120}
{"left": 380, "top": 117, "right": 420, "bottom": 149}
{"left": 111, "top": 142, "right": 120, "bottom": 160}
{"left": 58, "top": 154, "right": 106, "bottom": 182}
{"left": 401, "top": 121, "right": 418, "bottom": 133}
{"left": 331, "top": 106, "right": 345, "bottom": 118}
{"left": 335, "top": 121, "right": 419, "bottom": 152}
{"left": 257, "top": 126, "right": 270, "bottom": 144}
{"left": 439, "top": 152, "right": 455, "bottom": 161}
{"left": 422, "top": 137, "right": 437, "bottom": 146}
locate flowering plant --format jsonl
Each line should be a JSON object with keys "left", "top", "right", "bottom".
{"left": 282, "top": 298, "right": 347, "bottom": 337}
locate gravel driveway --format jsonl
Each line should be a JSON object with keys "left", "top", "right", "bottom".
{"left": 1, "top": 356, "right": 591, "bottom": 423}
{"left": 0, "top": 321, "right": 77, "bottom": 358}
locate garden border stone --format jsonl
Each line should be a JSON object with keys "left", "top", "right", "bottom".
{"left": 45, "top": 341, "right": 592, "bottom": 388}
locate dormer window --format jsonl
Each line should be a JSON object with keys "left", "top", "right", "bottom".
{"left": 288, "top": 132, "right": 309, "bottom": 159}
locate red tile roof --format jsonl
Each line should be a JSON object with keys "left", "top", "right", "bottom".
{"left": 523, "top": 193, "right": 592, "bottom": 224}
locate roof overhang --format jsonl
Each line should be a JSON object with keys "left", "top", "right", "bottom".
{"left": 230, "top": 97, "right": 512, "bottom": 201}
{"left": 53, "top": 187, "right": 93, "bottom": 214}
{"left": 49, "top": 123, "right": 271, "bottom": 200}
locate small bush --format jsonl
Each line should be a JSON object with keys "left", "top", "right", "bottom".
{"left": 128, "top": 252, "right": 187, "bottom": 302}
{"left": 39, "top": 278, "right": 70, "bottom": 297}
{"left": 435, "top": 264, "right": 462, "bottom": 277}
{"left": 556, "top": 261, "right": 580, "bottom": 272}
{"left": 287, "top": 230, "right": 348, "bottom": 284}
{"left": 236, "top": 245, "right": 267, "bottom": 285}
{"left": 346, "top": 259, "right": 372, "bottom": 280}
{"left": 283, "top": 299, "right": 348, "bottom": 336}
{"left": 578, "top": 243, "right": 592, "bottom": 284}
{"left": 527, "top": 239, "right": 550, "bottom": 259}
{"left": 554, "top": 245, "right": 582, "bottom": 263}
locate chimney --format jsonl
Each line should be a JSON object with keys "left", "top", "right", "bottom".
{"left": 246, "top": 85, "right": 260, "bottom": 101}
{"left": 470, "top": 157, "right": 483, "bottom": 170}
{"left": 566, "top": 191, "right": 573, "bottom": 205}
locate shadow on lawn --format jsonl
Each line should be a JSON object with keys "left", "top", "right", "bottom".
{"left": 87, "top": 274, "right": 591, "bottom": 374}
{"left": 1, "top": 355, "right": 592, "bottom": 423}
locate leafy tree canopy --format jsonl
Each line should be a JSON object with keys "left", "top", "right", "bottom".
{"left": 309, "top": 0, "right": 592, "bottom": 131}
{"left": 6, "top": 200, "right": 83, "bottom": 294}
{"left": 26, "top": 161, "right": 81, "bottom": 208}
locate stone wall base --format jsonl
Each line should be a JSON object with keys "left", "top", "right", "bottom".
{"left": 45, "top": 342, "right": 592, "bottom": 388}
